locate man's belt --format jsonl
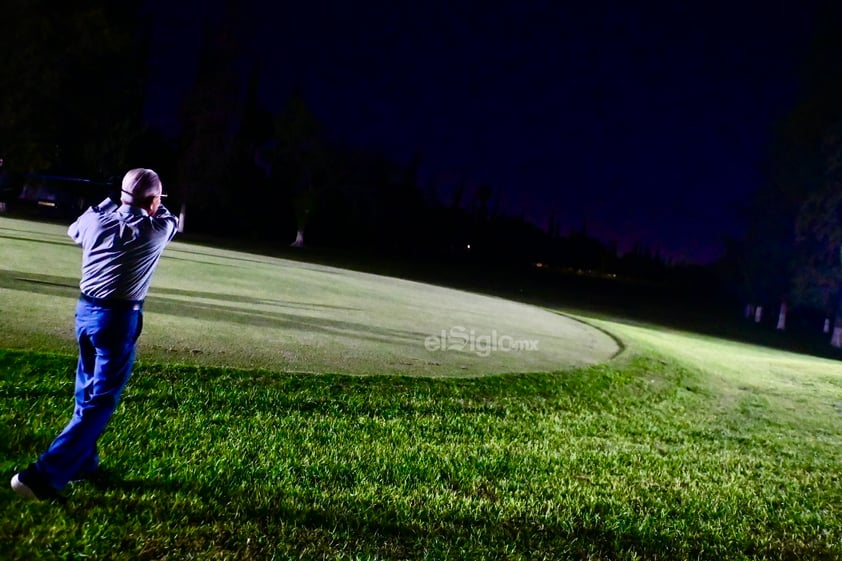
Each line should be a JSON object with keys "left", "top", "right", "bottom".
{"left": 79, "top": 293, "right": 143, "bottom": 311}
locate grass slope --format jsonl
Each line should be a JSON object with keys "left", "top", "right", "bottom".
{"left": 0, "top": 216, "right": 618, "bottom": 376}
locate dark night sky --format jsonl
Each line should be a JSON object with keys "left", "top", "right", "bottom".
{"left": 143, "top": 1, "right": 823, "bottom": 264}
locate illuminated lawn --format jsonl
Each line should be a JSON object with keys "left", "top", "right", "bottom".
{"left": 0, "top": 216, "right": 618, "bottom": 376}
{"left": 1, "top": 216, "right": 841, "bottom": 560}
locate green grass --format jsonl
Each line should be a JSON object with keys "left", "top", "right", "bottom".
{"left": 1, "top": 216, "right": 841, "bottom": 559}
{"left": 0, "top": 216, "right": 618, "bottom": 376}
{"left": 1, "top": 342, "right": 840, "bottom": 560}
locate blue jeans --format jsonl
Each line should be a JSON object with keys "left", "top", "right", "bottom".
{"left": 33, "top": 296, "right": 143, "bottom": 490}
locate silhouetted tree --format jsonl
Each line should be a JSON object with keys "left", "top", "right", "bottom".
{"left": 741, "top": 2, "right": 842, "bottom": 344}
{"left": 177, "top": 10, "right": 242, "bottom": 233}
{"left": 0, "top": 2, "right": 148, "bottom": 176}
{"left": 227, "top": 63, "right": 281, "bottom": 239}
{"left": 271, "top": 90, "right": 328, "bottom": 247}
{"left": 793, "top": 119, "right": 842, "bottom": 345}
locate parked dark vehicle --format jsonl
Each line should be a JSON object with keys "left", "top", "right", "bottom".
{"left": 13, "top": 175, "right": 112, "bottom": 219}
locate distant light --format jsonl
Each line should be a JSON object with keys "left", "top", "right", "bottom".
{"left": 466, "top": 244, "right": 471, "bottom": 250}
{"left": 535, "top": 262, "right": 544, "bottom": 268}
{"left": 37, "top": 201, "right": 56, "bottom": 207}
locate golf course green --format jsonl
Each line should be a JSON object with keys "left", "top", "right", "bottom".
{"left": 0, "top": 216, "right": 620, "bottom": 376}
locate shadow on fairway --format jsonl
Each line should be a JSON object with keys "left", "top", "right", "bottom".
{"left": 0, "top": 270, "right": 360, "bottom": 312}
{"left": 0, "top": 269, "right": 425, "bottom": 346}
{"left": 151, "top": 286, "right": 362, "bottom": 311}
{"left": 0, "top": 233, "right": 74, "bottom": 248}
{"left": 166, "top": 246, "right": 349, "bottom": 274}
{"left": 145, "top": 296, "right": 426, "bottom": 345}
{"left": 0, "top": 270, "right": 79, "bottom": 297}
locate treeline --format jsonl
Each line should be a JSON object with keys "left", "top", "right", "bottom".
{"left": 0, "top": 3, "right": 684, "bottom": 279}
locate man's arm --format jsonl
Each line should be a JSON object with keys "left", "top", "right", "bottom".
{"left": 151, "top": 204, "right": 179, "bottom": 242}
{"left": 68, "top": 198, "right": 118, "bottom": 244}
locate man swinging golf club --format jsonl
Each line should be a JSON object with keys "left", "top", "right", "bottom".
{"left": 11, "top": 168, "right": 178, "bottom": 501}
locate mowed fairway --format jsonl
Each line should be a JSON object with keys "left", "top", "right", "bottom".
{"left": 1, "top": 215, "right": 841, "bottom": 560}
{"left": 0, "top": 216, "right": 619, "bottom": 376}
